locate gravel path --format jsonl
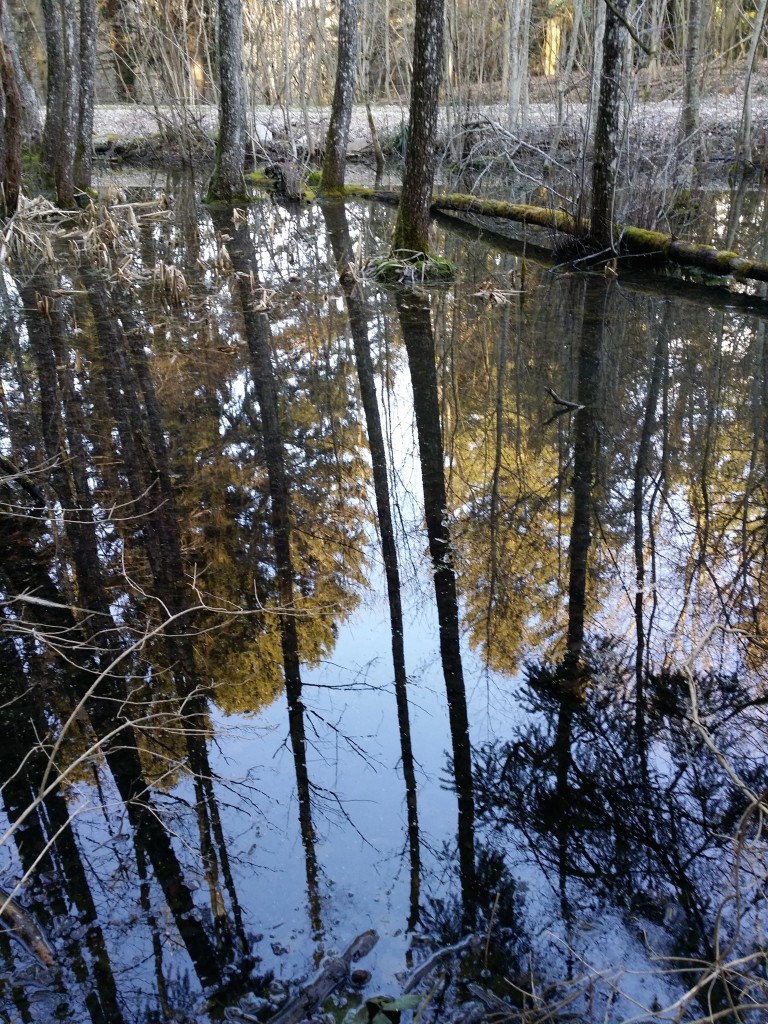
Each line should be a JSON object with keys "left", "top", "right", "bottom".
{"left": 92, "top": 87, "right": 768, "bottom": 191}
{"left": 92, "top": 90, "right": 766, "bottom": 151}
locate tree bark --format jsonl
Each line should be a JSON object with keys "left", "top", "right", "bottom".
{"left": 57, "top": 0, "right": 80, "bottom": 205}
{"left": 207, "top": 0, "right": 247, "bottom": 202}
{"left": 678, "top": 0, "right": 703, "bottom": 182}
{"left": 0, "top": 1, "right": 42, "bottom": 149}
{"left": 75, "top": 0, "right": 96, "bottom": 192}
{"left": 41, "top": 0, "right": 83, "bottom": 205}
{"left": 590, "top": 0, "right": 628, "bottom": 248}
{"left": 320, "top": 0, "right": 359, "bottom": 192}
{"left": 736, "top": 0, "right": 768, "bottom": 165}
{"left": 40, "top": 0, "right": 65, "bottom": 180}
{"left": 393, "top": 0, "right": 445, "bottom": 253}
{"left": 0, "top": 0, "right": 22, "bottom": 214}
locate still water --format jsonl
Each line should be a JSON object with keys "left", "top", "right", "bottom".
{"left": 1, "top": 179, "right": 767, "bottom": 1024}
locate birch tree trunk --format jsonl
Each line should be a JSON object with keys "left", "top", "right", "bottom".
{"left": 590, "top": 0, "right": 628, "bottom": 248}
{"left": 207, "top": 0, "right": 247, "bottom": 202}
{"left": 320, "top": 0, "right": 359, "bottom": 192}
{"left": 393, "top": 0, "right": 445, "bottom": 253}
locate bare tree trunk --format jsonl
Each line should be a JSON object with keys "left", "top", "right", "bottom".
{"left": 75, "top": 0, "right": 95, "bottom": 192}
{"left": 207, "top": 0, "right": 247, "bottom": 201}
{"left": 507, "top": 0, "right": 529, "bottom": 127}
{"left": 678, "top": 0, "right": 703, "bottom": 183}
{"left": 323, "top": 200, "right": 422, "bottom": 929}
{"left": 590, "top": 0, "right": 628, "bottom": 248}
{"left": 396, "top": 289, "right": 476, "bottom": 926}
{"left": 0, "top": 1, "right": 42, "bottom": 148}
{"left": 587, "top": 0, "right": 606, "bottom": 140}
{"left": 320, "top": 0, "right": 359, "bottom": 192}
{"left": 736, "top": 0, "right": 768, "bottom": 165}
{"left": 57, "top": 0, "right": 80, "bottom": 204}
{"left": 0, "top": 0, "right": 22, "bottom": 213}
{"left": 548, "top": 0, "right": 583, "bottom": 163}
{"left": 646, "top": 0, "right": 665, "bottom": 82}
{"left": 40, "top": 0, "right": 64, "bottom": 177}
{"left": 41, "top": 0, "right": 82, "bottom": 205}
{"left": 393, "top": 0, "right": 445, "bottom": 253}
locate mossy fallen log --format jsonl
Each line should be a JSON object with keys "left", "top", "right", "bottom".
{"left": 431, "top": 193, "right": 582, "bottom": 236}
{"left": 427, "top": 194, "right": 768, "bottom": 285}
{"left": 619, "top": 226, "right": 768, "bottom": 283}
{"left": 311, "top": 181, "right": 768, "bottom": 287}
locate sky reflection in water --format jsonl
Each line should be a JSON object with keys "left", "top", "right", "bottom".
{"left": 1, "top": 182, "right": 767, "bottom": 1023}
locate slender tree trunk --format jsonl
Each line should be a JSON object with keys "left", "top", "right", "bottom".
{"left": 75, "top": 0, "right": 95, "bottom": 192}
{"left": 222, "top": 212, "right": 321, "bottom": 930}
{"left": 57, "top": 0, "right": 80, "bottom": 205}
{"left": 0, "top": 0, "right": 22, "bottom": 214}
{"left": 393, "top": 0, "right": 445, "bottom": 253}
{"left": 561, "top": 279, "right": 602, "bottom": 690}
{"left": 41, "top": 0, "right": 64, "bottom": 178}
{"left": 736, "top": 0, "right": 768, "bottom": 165}
{"left": 548, "top": 0, "right": 583, "bottom": 164}
{"left": 633, "top": 324, "right": 667, "bottom": 764}
{"left": 678, "top": 0, "right": 703, "bottom": 182}
{"left": 207, "top": 0, "right": 247, "bottom": 202}
{"left": 646, "top": 0, "right": 665, "bottom": 82}
{"left": 507, "top": 0, "right": 526, "bottom": 126}
{"left": 587, "top": 0, "right": 606, "bottom": 141}
{"left": 590, "top": 0, "right": 628, "bottom": 248}
{"left": 41, "top": 0, "right": 82, "bottom": 204}
{"left": 320, "top": 0, "right": 359, "bottom": 192}
{"left": 104, "top": 0, "right": 139, "bottom": 100}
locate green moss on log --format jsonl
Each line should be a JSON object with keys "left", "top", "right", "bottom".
{"left": 619, "top": 227, "right": 672, "bottom": 258}
{"left": 432, "top": 194, "right": 583, "bottom": 234}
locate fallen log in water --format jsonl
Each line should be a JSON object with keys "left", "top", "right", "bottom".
{"left": 335, "top": 185, "right": 768, "bottom": 289}
{"left": 225, "top": 930, "right": 378, "bottom": 1024}
{"left": 0, "top": 886, "right": 55, "bottom": 967}
{"left": 431, "top": 194, "right": 768, "bottom": 285}
{"left": 268, "top": 930, "right": 378, "bottom": 1024}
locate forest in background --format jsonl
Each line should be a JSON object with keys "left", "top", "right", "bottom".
{"left": 2, "top": 0, "right": 768, "bottom": 262}
{"left": 8, "top": 0, "right": 768, "bottom": 114}
{"left": 4, "top": 1, "right": 768, "bottom": 173}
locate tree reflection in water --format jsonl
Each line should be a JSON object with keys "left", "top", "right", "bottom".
{"left": 0, "top": 188, "right": 767, "bottom": 1022}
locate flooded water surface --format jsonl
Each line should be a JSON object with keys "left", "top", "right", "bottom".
{"left": 1, "top": 182, "right": 768, "bottom": 1023}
